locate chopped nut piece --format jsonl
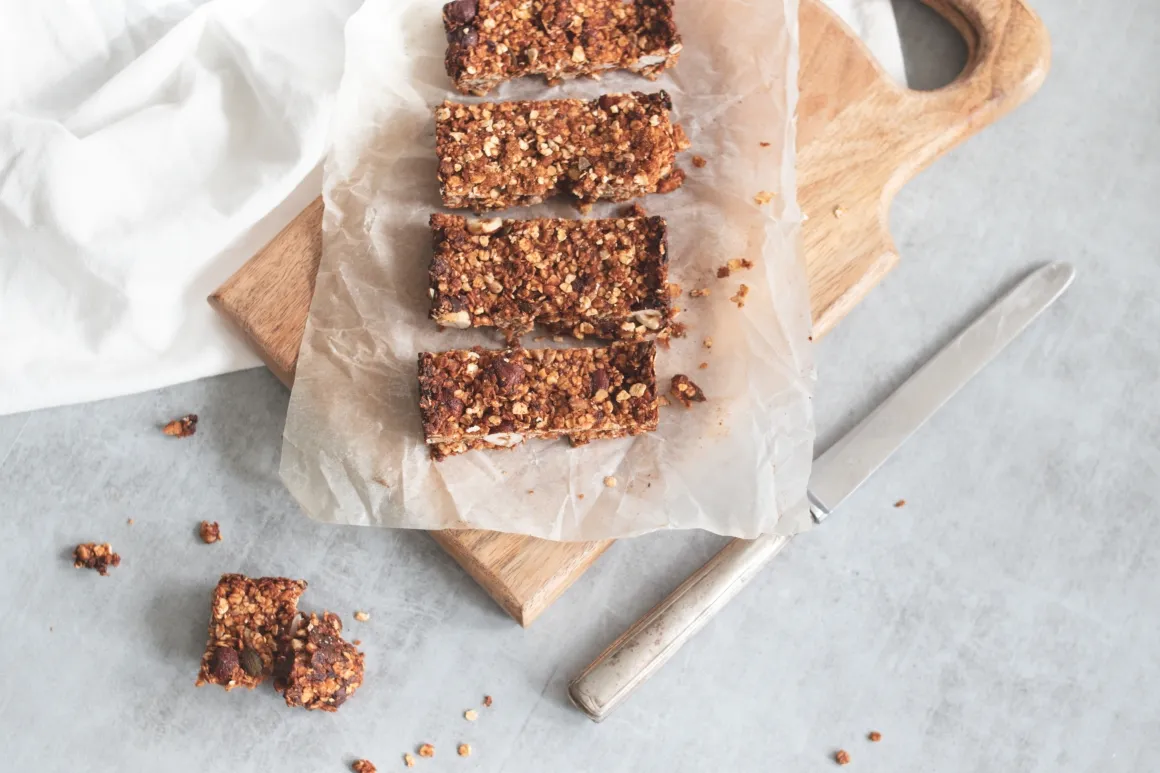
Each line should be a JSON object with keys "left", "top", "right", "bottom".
{"left": 604, "top": 476, "right": 618, "bottom": 488}
{"left": 670, "top": 375, "right": 707, "bottom": 408}
{"left": 73, "top": 543, "right": 120, "bottom": 576}
{"left": 162, "top": 414, "right": 198, "bottom": 438}
{"left": 199, "top": 520, "right": 221, "bottom": 544}
{"left": 458, "top": 744, "right": 471, "bottom": 758}
{"left": 833, "top": 206, "right": 846, "bottom": 218}
{"left": 354, "top": 610, "right": 370, "bottom": 622}
{"left": 196, "top": 574, "right": 307, "bottom": 690}
{"left": 894, "top": 499, "right": 906, "bottom": 508}
{"left": 703, "top": 337, "right": 713, "bottom": 349}
{"left": 352, "top": 760, "right": 376, "bottom": 773}
{"left": 666, "top": 282, "right": 683, "bottom": 299}
{"left": 483, "top": 694, "right": 493, "bottom": 707}
{"left": 754, "top": 190, "right": 775, "bottom": 205}
{"left": 835, "top": 750, "right": 851, "bottom": 765}
{"left": 730, "top": 284, "right": 750, "bottom": 308}
{"left": 759, "top": 141, "right": 771, "bottom": 147}
{"left": 444, "top": 0, "right": 681, "bottom": 95}
{"left": 657, "top": 395, "right": 671, "bottom": 407}
{"left": 275, "top": 612, "right": 365, "bottom": 712}
{"left": 418, "top": 744, "right": 435, "bottom": 759}
{"left": 437, "top": 92, "right": 687, "bottom": 212}
{"left": 465, "top": 709, "right": 479, "bottom": 721}
{"left": 692, "top": 155, "right": 707, "bottom": 168}
{"left": 403, "top": 754, "right": 416, "bottom": 768}
{"left": 869, "top": 731, "right": 882, "bottom": 742}
{"left": 689, "top": 288, "right": 710, "bottom": 298}
{"left": 698, "top": 362, "right": 708, "bottom": 370}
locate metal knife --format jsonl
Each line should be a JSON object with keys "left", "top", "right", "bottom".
{"left": 569, "top": 262, "right": 1076, "bottom": 722}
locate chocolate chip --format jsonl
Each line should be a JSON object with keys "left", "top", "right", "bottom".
{"left": 458, "top": 28, "right": 479, "bottom": 47}
{"left": 495, "top": 420, "right": 516, "bottom": 433}
{"left": 444, "top": 395, "right": 465, "bottom": 417}
{"left": 444, "top": 0, "right": 477, "bottom": 26}
{"left": 239, "top": 647, "right": 263, "bottom": 678}
{"left": 492, "top": 358, "right": 525, "bottom": 389}
{"left": 591, "top": 368, "right": 610, "bottom": 395}
{"left": 210, "top": 646, "right": 239, "bottom": 681}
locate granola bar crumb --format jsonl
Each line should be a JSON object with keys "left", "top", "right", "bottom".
{"left": 716, "top": 265, "right": 730, "bottom": 279}
{"left": 730, "top": 284, "right": 750, "bottom": 308}
{"left": 833, "top": 206, "right": 846, "bottom": 218}
{"left": 835, "top": 750, "right": 851, "bottom": 765}
{"left": 698, "top": 362, "right": 708, "bottom": 370}
{"left": 894, "top": 499, "right": 906, "bottom": 508}
{"left": 760, "top": 141, "right": 771, "bottom": 147}
{"left": 667, "top": 282, "right": 683, "bottom": 299}
{"left": 657, "top": 395, "right": 671, "bottom": 407}
{"left": 162, "top": 414, "right": 198, "bottom": 438}
{"left": 692, "top": 155, "right": 707, "bottom": 168}
{"left": 604, "top": 476, "right": 618, "bottom": 488}
{"left": 403, "top": 754, "right": 416, "bottom": 768}
{"left": 670, "top": 375, "right": 706, "bottom": 408}
{"left": 352, "top": 760, "right": 376, "bottom": 773}
{"left": 670, "top": 322, "right": 687, "bottom": 338}
{"left": 703, "top": 337, "right": 713, "bottom": 349}
{"left": 126, "top": 518, "right": 134, "bottom": 526}
{"left": 868, "top": 731, "right": 882, "bottom": 742}
{"left": 465, "top": 709, "right": 479, "bottom": 721}
{"left": 199, "top": 521, "right": 221, "bottom": 544}
{"left": 578, "top": 493, "right": 585, "bottom": 500}
{"left": 418, "top": 744, "right": 435, "bottom": 759}
{"left": 754, "top": 191, "right": 775, "bottom": 205}
{"left": 73, "top": 543, "right": 120, "bottom": 576}
{"left": 275, "top": 612, "right": 365, "bottom": 711}
{"left": 354, "top": 610, "right": 371, "bottom": 622}
{"left": 727, "top": 258, "right": 754, "bottom": 272}
{"left": 689, "top": 288, "right": 710, "bottom": 298}
{"left": 483, "top": 695, "right": 493, "bottom": 707}
{"left": 458, "top": 744, "right": 471, "bottom": 758}
{"left": 623, "top": 202, "right": 649, "bottom": 219}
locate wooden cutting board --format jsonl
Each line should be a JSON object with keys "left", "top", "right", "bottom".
{"left": 209, "top": 0, "right": 1049, "bottom": 626}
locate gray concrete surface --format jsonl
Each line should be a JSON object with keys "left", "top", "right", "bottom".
{"left": 3, "top": 3, "right": 1158, "bottom": 771}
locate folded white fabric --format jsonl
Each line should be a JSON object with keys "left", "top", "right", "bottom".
{"left": 0, "top": 0, "right": 903, "bottom": 416}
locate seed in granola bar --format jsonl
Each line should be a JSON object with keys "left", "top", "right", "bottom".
{"left": 730, "top": 284, "right": 750, "bottom": 308}
{"left": 162, "top": 414, "right": 198, "bottom": 438}
{"left": 754, "top": 191, "right": 775, "bottom": 205}
{"left": 418, "top": 744, "right": 435, "bottom": 758}
{"left": 199, "top": 520, "right": 221, "bottom": 544}
{"left": 692, "top": 155, "right": 707, "bottom": 168}
{"left": 352, "top": 760, "right": 377, "bottom": 773}
{"left": 465, "top": 709, "right": 479, "bottom": 721}
{"left": 670, "top": 375, "right": 707, "bottom": 408}
{"left": 458, "top": 744, "right": 472, "bottom": 757}
{"left": 835, "top": 750, "right": 851, "bottom": 765}
{"left": 354, "top": 610, "right": 371, "bottom": 622}
{"left": 868, "top": 731, "right": 882, "bottom": 742}
{"left": 239, "top": 647, "right": 263, "bottom": 678}
{"left": 73, "top": 542, "right": 121, "bottom": 575}
{"left": 689, "top": 288, "right": 710, "bottom": 298}
{"left": 604, "top": 476, "right": 618, "bottom": 488}
{"left": 483, "top": 694, "right": 493, "bottom": 707}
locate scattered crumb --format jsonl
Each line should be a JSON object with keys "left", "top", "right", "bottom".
{"left": 666, "top": 282, "right": 683, "bottom": 298}
{"left": 578, "top": 203, "right": 594, "bottom": 215}
{"left": 465, "top": 709, "right": 479, "bottom": 721}
{"left": 692, "top": 155, "right": 707, "bottom": 168}
{"left": 552, "top": 335, "right": 565, "bottom": 343}
{"left": 759, "top": 141, "right": 771, "bottom": 147}
{"left": 698, "top": 362, "right": 708, "bottom": 370}
{"left": 835, "top": 750, "right": 851, "bottom": 765}
{"left": 527, "top": 489, "right": 535, "bottom": 494}
{"left": 670, "top": 375, "right": 707, "bottom": 408}
{"left": 869, "top": 731, "right": 882, "bottom": 742}
{"left": 162, "top": 414, "right": 198, "bottom": 438}
{"left": 126, "top": 518, "right": 134, "bottom": 526}
{"left": 403, "top": 753, "right": 416, "bottom": 768}
{"left": 730, "top": 284, "right": 750, "bottom": 308}
{"left": 754, "top": 191, "right": 775, "bottom": 206}
{"left": 730, "top": 258, "right": 754, "bottom": 272}
{"left": 657, "top": 395, "right": 672, "bottom": 407}
{"left": 371, "top": 475, "right": 390, "bottom": 487}
{"left": 418, "top": 744, "right": 435, "bottom": 759}
{"left": 483, "top": 695, "right": 493, "bottom": 707}
{"left": 703, "top": 337, "right": 713, "bottom": 349}
{"left": 689, "top": 288, "right": 710, "bottom": 298}
{"left": 832, "top": 206, "right": 846, "bottom": 218}
{"left": 670, "top": 322, "right": 687, "bottom": 338}
{"left": 716, "top": 265, "right": 730, "bottom": 278}
{"left": 894, "top": 499, "right": 906, "bottom": 508}
{"left": 352, "top": 639, "right": 361, "bottom": 646}
{"left": 352, "top": 760, "right": 376, "bottom": 773}
{"left": 672, "top": 305, "right": 682, "bottom": 315}
{"left": 457, "top": 744, "right": 471, "bottom": 758}
{"left": 354, "top": 610, "right": 370, "bottom": 622}
{"left": 199, "top": 520, "right": 221, "bottom": 544}
{"left": 603, "top": 476, "right": 617, "bottom": 488}
{"left": 533, "top": 335, "right": 546, "bottom": 342}
{"left": 656, "top": 168, "right": 686, "bottom": 194}
{"left": 622, "top": 202, "right": 648, "bottom": 218}
{"left": 73, "top": 543, "right": 120, "bottom": 576}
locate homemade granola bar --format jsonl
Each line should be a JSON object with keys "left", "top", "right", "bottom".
{"left": 429, "top": 213, "right": 671, "bottom": 340}
{"left": 418, "top": 342, "right": 658, "bottom": 459}
{"left": 443, "top": 0, "right": 681, "bottom": 95}
{"left": 275, "top": 612, "right": 365, "bottom": 712}
{"left": 436, "top": 91, "right": 688, "bottom": 212}
{"left": 195, "top": 574, "right": 307, "bottom": 691}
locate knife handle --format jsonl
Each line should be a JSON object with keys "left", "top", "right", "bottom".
{"left": 568, "top": 534, "right": 792, "bottom": 721}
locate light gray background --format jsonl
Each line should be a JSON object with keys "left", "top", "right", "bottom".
{"left": 2, "top": 2, "right": 1157, "bottom": 771}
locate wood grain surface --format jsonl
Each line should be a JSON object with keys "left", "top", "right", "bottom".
{"left": 209, "top": 0, "right": 1049, "bottom": 626}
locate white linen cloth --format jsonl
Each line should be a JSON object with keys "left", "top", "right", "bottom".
{"left": 0, "top": 0, "right": 904, "bottom": 416}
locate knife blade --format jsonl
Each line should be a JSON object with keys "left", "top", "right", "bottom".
{"left": 569, "top": 263, "right": 1075, "bottom": 722}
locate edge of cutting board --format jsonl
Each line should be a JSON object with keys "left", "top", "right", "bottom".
{"left": 210, "top": 0, "right": 1050, "bottom": 627}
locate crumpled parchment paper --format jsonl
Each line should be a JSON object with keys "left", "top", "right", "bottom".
{"left": 280, "top": 0, "right": 816, "bottom": 540}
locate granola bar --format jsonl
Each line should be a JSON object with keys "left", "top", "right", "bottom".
{"left": 275, "top": 612, "right": 365, "bottom": 712}
{"left": 443, "top": 0, "right": 681, "bottom": 95}
{"left": 418, "top": 342, "right": 658, "bottom": 459}
{"left": 429, "top": 213, "right": 671, "bottom": 341}
{"left": 436, "top": 91, "right": 688, "bottom": 212}
{"left": 195, "top": 574, "right": 307, "bottom": 691}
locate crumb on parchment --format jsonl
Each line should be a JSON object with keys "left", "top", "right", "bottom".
{"left": 869, "top": 731, "right": 882, "bottom": 742}
{"left": 730, "top": 284, "right": 750, "bottom": 308}
{"left": 692, "top": 155, "right": 707, "bottom": 168}
{"left": 604, "top": 476, "right": 618, "bottom": 488}
{"left": 670, "top": 375, "right": 706, "bottom": 408}
{"left": 894, "top": 499, "right": 906, "bottom": 508}
{"left": 703, "top": 337, "right": 713, "bottom": 349}
{"left": 162, "top": 414, "right": 198, "bottom": 438}
{"left": 689, "top": 288, "right": 710, "bottom": 298}
{"left": 754, "top": 191, "right": 775, "bottom": 205}
{"left": 199, "top": 521, "right": 221, "bottom": 544}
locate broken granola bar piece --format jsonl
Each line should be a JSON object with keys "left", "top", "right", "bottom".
{"left": 199, "top": 520, "right": 221, "bottom": 544}
{"left": 162, "top": 414, "right": 198, "bottom": 437}
{"left": 430, "top": 214, "right": 671, "bottom": 341}
{"left": 275, "top": 612, "right": 365, "bottom": 712}
{"left": 670, "top": 374, "right": 706, "bottom": 408}
{"left": 418, "top": 342, "right": 659, "bottom": 459}
{"left": 73, "top": 543, "right": 120, "bottom": 576}
{"left": 195, "top": 574, "right": 307, "bottom": 690}
{"left": 443, "top": 0, "right": 681, "bottom": 96}
{"left": 436, "top": 92, "right": 687, "bottom": 213}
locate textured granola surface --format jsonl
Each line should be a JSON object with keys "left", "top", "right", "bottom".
{"left": 275, "top": 612, "right": 365, "bottom": 712}
{"left": 430, "top": 213, "right": 670, "bottom": 341}
{"left": 195, "top": 574, "right": 307, "bottom": 691}
{"left": 443, "top": 0, "right": 681, "bottom": 95}
{"left": 436, "top": 91, "right": 687, "bottom": 212}
{"left": 418, "top": 342, "right": 658, "bottom": 459}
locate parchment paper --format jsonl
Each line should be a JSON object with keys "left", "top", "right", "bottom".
{"left": 280, "top": 0, "right": 816, "bottom": 540}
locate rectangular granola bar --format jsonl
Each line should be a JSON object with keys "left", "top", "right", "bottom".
{"left": 195, "top": 574, "right": 307, "bottom": 691}
{"left": 443, "top": 0, "right": 681, "bottom": 95}
{"left": 418, "top": 342, "right": 659, "bottom": 459}
{"left": 436, "top": 91, "right": 688, "bottom": 213}
{"left": 275, "top": 612, "right": 365, "bottom": 712}
{"left": 429, "top": 213, "right": 671, "bottom": 341}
